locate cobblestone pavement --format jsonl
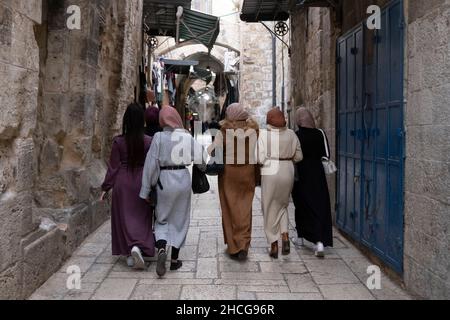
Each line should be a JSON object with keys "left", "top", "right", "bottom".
{"left": 30, "top": 175, "right": 412, "bottom": 300}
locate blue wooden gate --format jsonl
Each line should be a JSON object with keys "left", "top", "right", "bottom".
{"left": 336, "top": 0, "right": 405, "bottom": 274}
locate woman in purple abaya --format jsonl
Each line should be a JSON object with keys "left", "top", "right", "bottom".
{"left": 100, "top": 103, "right": 155, "bottom": 269}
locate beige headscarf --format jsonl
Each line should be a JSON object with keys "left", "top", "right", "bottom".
{"left": 226, "top": 103, "right": 249, "bottom": 121}
{"left": 295, "top": 107, "right": 316, "bottom": 129}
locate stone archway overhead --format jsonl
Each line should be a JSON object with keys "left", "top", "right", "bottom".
{"left": 159, "top": 41, "right": 240, "bottom": 57}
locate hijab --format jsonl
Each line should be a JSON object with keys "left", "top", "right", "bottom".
{"left": 159, "top": 106, "right": 184, "bottom": 129}
{"left": 267, "top": 108, "right": 287, "bottom": 128}
{"left": 226, "top": 103, "right": 249, "bottom": 121}
{"left": 144, "top": 106, "right": 161, "bottom": 137}
{"left": 295, "top": 107, "right": 316, "bottom": 129}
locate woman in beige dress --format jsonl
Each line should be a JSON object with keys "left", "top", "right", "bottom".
{"left": 259, "top": 108, "right": 303, "bottom": 258}
{"left": 209, "top": 103, "right": 259, "bottom": 261}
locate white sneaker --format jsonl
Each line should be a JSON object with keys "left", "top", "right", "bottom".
{"left": 315, "top": 242, "right": 325, "bottom": 258}
{"left": 292, "top": 237, "right": 304, "bottom": 248}
{"left": 131, "top": 246, "right": 145, "bottom": 269}
{"left": 126, "top": 256, "right": 135, "bottom": 268}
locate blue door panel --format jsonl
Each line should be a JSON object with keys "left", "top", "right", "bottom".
{"left": 389, "top": 105, "right": 403, "bottom": 158}
{"left": 337, "top": 0, "right": 405, "bottom": 274}
{"left": 374, "top": 162, "right": 387, "bottom": 253}
{"left": 387, "top": 164, "right": 403, "bottom": 265}
{"left": 389, "top": 2, "right": 403, "bottom": 102}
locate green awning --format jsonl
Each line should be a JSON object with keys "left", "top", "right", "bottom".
{"left": 240, "top": 0, "right": 290, "bottom": 22}
{"left": 296, "top": 0, "right": 339, "bottom": 8}
{"left": 144, "top": 0, "right": 192, "bottom": 37}
{"left": 177, "top": 8, "right": 220, "bottom": 52}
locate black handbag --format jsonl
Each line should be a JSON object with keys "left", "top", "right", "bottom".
{"left": 205, "top": 148, "right": 224, "bottom": 176}
{"left": 148, "top": 179, "right": 163, "bottom": 208}
{"left": 192, "top": 165, "right": 210, "bottom": 194}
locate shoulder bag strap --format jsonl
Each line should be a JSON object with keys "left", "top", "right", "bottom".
{"left": 157, "top": 133, "right": 163, "bottom": 190}
{"left": 318, "top": 129, "right": 330, "bottom": 159}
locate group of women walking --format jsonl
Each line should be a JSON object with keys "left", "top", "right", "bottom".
{"left": 100, "top": 101, "right": 333, "bottom": 277}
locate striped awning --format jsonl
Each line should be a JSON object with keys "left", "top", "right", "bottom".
{"left": 240, "top": 0, "right": 291, "bottom": 22}
{"left": 177, "top": 8, "right": 220, "bottom": 52}
{"left": 143, "top": 0, "right": 192, "bottom": 37}
{"left": 297, "top": 0, "right": 339, "bottom": 8}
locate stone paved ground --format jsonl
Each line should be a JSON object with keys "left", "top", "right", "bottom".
{"left": 30, "top": 176, "right": 413, "bottom": 300}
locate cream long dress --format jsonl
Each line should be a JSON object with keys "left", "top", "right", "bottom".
{"left": 259, "top": 126, "right": 303, "bottom": 244}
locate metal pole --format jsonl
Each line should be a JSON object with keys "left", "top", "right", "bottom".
{"left": 272, "top": 35, "right": 277, "bottom": 107}
{"left": 281, "top": 38, "right": 285, "bottom": 113}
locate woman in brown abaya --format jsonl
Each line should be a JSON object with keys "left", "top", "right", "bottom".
{"left": 209, "top": 103, "right": 259, "bottom": 261}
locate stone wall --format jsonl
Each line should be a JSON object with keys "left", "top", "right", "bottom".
{"left": 290, "top": 7, "right": 338, "bottom": 217}
{"left": 239, "top": 22, "right": 274, "bottom": 125}
{"left": 403, "top": 0, "right": 450, "bottom": 300}
{"left": 0, "top": 0, "right": 43, "bottom": 300}
{"left": 0, "top": 0, "right": 143, "bottom": 299}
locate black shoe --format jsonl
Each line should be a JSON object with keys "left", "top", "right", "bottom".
{"left": 237, "top": 250, "right": 248, "bottom": 261}
{"left": 170, "top": 260, "right": 183, "bottom": 271}
{"left": 228, "top": 251, "right": 239, "bottom": 260}
{"left": 156, "top": 249, "right": 167, "bottom": 277}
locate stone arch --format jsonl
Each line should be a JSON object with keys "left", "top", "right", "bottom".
{"left": 159, "top": 42, "right": 240, "bottom": 68}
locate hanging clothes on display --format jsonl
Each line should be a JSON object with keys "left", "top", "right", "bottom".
{"left": 220, "top": 78, "right": 239, "bottom": 120}
{"left": 166, "top": 72, "right": 177, "bottom": 106}
{"left": 152, "top": 59, "right": 164, "bottom": 106}
{"left": 139, "top": 62, "right": 147, "bottom": 108}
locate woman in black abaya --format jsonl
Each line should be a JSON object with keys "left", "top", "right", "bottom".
{"left": 291, "top": 107, "right": 333, "bottom": 257}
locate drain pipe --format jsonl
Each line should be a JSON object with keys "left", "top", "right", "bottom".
{"left": 272, "top": 35, "right": 277, "bottom": 107}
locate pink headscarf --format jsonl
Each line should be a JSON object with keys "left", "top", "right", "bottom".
{"left": 159, "top": 106, "right": 184, "bottom": 129}
{"left": 226, "top": 103, "right": 249, "bottom": 121}
{"left": 295, "top": 107, "right": 316, "bottom": 129}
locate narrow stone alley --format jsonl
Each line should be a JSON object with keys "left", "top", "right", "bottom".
{"left": 2, "top": 0, "right": 449, "bottom": 302}
{"left": 30, "top": 174, "right": 412, "bottom": 300}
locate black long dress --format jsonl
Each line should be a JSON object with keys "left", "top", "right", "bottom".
{"left": 292, "top": 127, "right": 333, "bottom": 247}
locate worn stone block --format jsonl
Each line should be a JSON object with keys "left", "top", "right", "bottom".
{"left": 180, "top": 285, "right": 237, "bottom": 300}
{"left": 0, "top": 263, "right": 23, "bottom": 299}
{"left": 320, "top": 284, "right": 375, "bottom": 300}
{"left": 0, "top": 193, "right": 34, "bottom": 271}
{"left": 219, "top": 261, "right": 260, "bottom": 273}
{"left": 65, "top": 205, "right": 92, "bottom": 255}
{"left": 259, "top": 261, "right": 308, "bottom": 274}
{"left": 285, "top": 274, "right": 321, "bottom": 293}
{"left": 91, "top": 278, "right": 137, "bottom": 300}
{"left": 81, "top": 263, "right": 113, "bottom": 284}
{"left": 22, "top": 228, "right": 66, "bottom": 297}
{"left": 130, "top": 284, "right": 181, "bottom": 300}
{"left": 404, "top": 255, "right": 450, "bottom": 300}
{"left": 304, "top": 259, "right": 360, "bottom": 285}
{"left": 0, "top": 3, "right": 12, "bottom": 47}
{"left": 404, "top": 224, "right": 448, "bottom": 281}
{"left": 28, "top": 272, "right": 68, "bottom": 300}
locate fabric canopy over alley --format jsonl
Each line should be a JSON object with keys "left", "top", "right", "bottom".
{"left": 144, "top": 0, "right": 220, "bottom": 52}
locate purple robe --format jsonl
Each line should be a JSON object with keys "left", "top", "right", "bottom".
{"left": 101, "top": 135, "right": 155, "bottom": 257}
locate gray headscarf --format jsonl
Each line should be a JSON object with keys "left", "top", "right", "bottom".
{"left": 295, "top": 107, "right": 316, "bottom": 129}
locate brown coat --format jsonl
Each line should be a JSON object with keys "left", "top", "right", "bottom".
{"left": 212, "top": 118, "right": 259, "bottom": 255}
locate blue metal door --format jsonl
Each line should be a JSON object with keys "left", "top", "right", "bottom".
{"left": 337, "top": 0, "right": 405, "bottom": 274}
